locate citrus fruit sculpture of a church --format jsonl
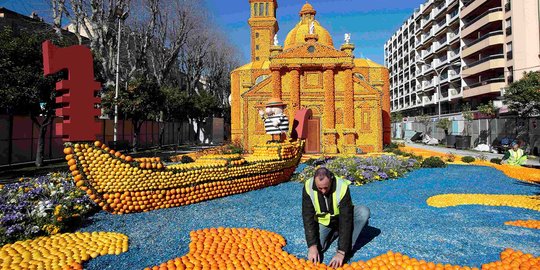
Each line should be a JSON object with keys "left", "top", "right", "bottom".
{"left": 231, "top": 1, "right": 391, "bottom": 154}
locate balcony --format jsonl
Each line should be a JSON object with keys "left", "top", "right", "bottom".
{"left": 422, "top": 96, "right": 432, "bottom": 104}
{"left": 463, "top": 78, "right": 505, "bottom": 98}
{"left": 422, "top": 64, "right": 431, "bottom": 74}
{"left": 422, "top": 48, "right": 433, "bottom": 58}
{"left": 415, "top": 38, "right": 422, "bottom": 48}
{"left": 426, "top": 45, "right": 436, "bottom": 58}
{"left": 433, "top": 20, "right": 448, "bottom": 36}
{"left": 434, "top": 57, "right": 448, "bottom": 69}
{"left": 462, "top": 54, "right": 505, "bottom": 75}
{"left": 433, "top": 4, "right": 445, "bottom": 18}
{"left": 421, "top": 13, "right": 433, "bottom": 28}
{"left": 461, "top": 8, "right": 503, "bottom": 37}
{"left": 464, "top": 53, "right": 504, "bottom": 69}
{"left": 434, "top": 39, "right": 448, "bottom": 53}
{"left": 448, "top": 50, "right": 460, "bottom": 61}
{"left": 462, "top": 30, "right": 504, "bottom": 57}
{"left": 415, "top": 23, "right": 422, "bottom": 34}
{"left": 423, "top": 79, "right": 435, "bottom": 90}
{"left": 422, "top": 29, "right": 434, "bottom": 43}
{"left": 448, "top": 9, "right": 459, "bottom": 23}
{"left": 461, "top": 0, "right": 486, "bottom": 18}
{"left": 447, "top": 30, "right": 460, "bottom": 44}
{"left": 448, "top": 69, "right": 460, "bottom": 81}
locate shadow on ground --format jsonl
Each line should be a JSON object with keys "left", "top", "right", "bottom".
{"left": 349, "top": 225, "right": 381, "bottom": 261}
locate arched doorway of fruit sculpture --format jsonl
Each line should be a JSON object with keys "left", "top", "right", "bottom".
{"left": 304, "top": 106, "right": 321, "bottom": 154}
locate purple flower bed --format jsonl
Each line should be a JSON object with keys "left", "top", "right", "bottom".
{"left": 0, "top": 172, "right": 97, "bottom": 245}
{"left": 292, "top": 155, "right": 420, "bottom": 185}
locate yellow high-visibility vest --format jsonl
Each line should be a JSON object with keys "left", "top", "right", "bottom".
{"left": 508, "top": 149, "right": 525, "bottom": 165}
{"left": 304, "top": 177, "right": 351, "bottom": 226}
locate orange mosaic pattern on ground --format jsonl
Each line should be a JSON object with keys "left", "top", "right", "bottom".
{"left": 0, "top": 232, "right": 128, "bottom": 270}
{"left": 399, "top": 146, "right": 462, "bottom": 161}
{"left": 427, "top": 194, "right": 540, "bottom": 211}
{"left": 145, "top": 228, "right": 539, "bottom": 270}
{"left": 505, "top": 220, "right": 540, "bottom": 230}
{"left": 400, "top": 146, "right": 540, "bottom": 183}
{"left": 477, "top": 162, "right": 540, "bottom": 183}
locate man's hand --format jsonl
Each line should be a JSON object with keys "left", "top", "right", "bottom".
{"left": 328, "top": 251, "right": 345, "bottom": 268}
{"left": 307, "top": 245, "right": 319, "bottom": 264}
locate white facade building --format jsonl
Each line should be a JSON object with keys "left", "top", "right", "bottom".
{"left": 385, "top": 0, "right": 540, "bottom": 117}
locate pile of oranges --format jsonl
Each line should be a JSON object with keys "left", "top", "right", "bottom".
{"left": 170, "top": 144, "right": 238, "bottom": 162}
{"left": 248, "top": 142, "right": 300, "bottom": 162}
{"left": 64, "top": 141, "right": 302, "bottom": 214}
{"left": 0, "top": 232, "right": 128, "bottom": 270}
{"left": 427, "top": 194, "right": 540, "bottom": 212}
{"left": 505, "top": 220, "right": 540, "bottom": 230}
{"left": 145, "top": 228, "right": 539, "bottom": 270}
{"left": 194, "top": 154, "right": 246, "bottom": 166}
{"left": 134, "top": 157, "right": 164, "bottom": 170}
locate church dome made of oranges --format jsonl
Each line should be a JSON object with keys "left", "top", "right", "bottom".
{"left": 283, "top": 2, "right": 334, "bottom": 50}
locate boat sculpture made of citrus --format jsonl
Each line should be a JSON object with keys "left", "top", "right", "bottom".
{"left": 64, "top": 140, "right": 304, "bottom": 214}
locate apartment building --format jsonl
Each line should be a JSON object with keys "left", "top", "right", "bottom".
{"left": 385, "top": 0, "right": 540, "bottom": 117}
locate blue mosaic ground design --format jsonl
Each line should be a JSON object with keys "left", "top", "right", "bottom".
{"left": 79, "top": 165, "right": 540, "bottom": 269}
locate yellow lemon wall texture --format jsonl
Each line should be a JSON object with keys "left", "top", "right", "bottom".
{"left": 231, "top": 1, "right": 390, "bottom": 154}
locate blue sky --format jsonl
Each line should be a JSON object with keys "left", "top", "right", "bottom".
{"left": 1, "top": 0, "right": 426, "bottom": 65}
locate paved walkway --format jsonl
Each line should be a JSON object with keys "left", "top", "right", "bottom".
{"left": 404, "top": 141, "right": 540, "bottom": 167}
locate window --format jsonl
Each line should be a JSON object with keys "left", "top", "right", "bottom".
{"left": 256, "top": 45, "right": 259, "bottom": 50}
{"left": 259, "top": 3, "right": 263, "bottom": 16}
{"left": 254, "top": 3, "right": 258, "bottom": 16}
{"left": 361, "top": 111, "right": 371, "bottom": 131}
{"left": 265, "top": 3, "right": 269, "bottom": 16}
{"left": 255, "top": 75, "right": 269, "bottom": 84}
{"left": 505, "top": 0, "right": 511, "bottom": 11}
{"left": 255, "top": 32, "right": 259, "bottom": 38}
{"left": 354, "top": 73, "right": 366, "bottom": 81}
{"left": 506, "top": 42, "right": 513, "bottom": 60}
{"left": 505, "top": 18, "right": 512, "bottom": 35}
{"left": 505, "top": 18, "right": 512, "bottom": 28}
{"left": 507, "top": 66, "right": 514, "bottom": 83}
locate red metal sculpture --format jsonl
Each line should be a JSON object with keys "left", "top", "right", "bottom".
{"left": 42, "top": 40, "right": 102, "bottom": 142}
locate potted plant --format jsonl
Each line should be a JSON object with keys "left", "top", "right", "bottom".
{"left": 456, "top": 103, "right": 473, "bottom": 149}
{"left": 436, "top": 118, "right": 454, "bottom": 147}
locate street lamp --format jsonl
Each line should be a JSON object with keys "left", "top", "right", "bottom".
{"left": 417, "top": 60, "right": 460, "bottom": 119}
{"left": 113, "top": 7, "right": 129, "bottom": 145}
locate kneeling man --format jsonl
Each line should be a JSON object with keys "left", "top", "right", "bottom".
{"left": 302, "top": 167, "right": 371, "bottom": 268}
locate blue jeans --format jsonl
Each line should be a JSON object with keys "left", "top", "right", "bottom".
{"left": 319, "top": 205, "right": 370, "bottom": 252}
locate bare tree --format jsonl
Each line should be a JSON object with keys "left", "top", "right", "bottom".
{"left": 179, "top": 31, "right": 212, "bottom": 95}
{"left": 49, "top": 0, "right": 239, "bottom": 147}
{"left": 51, "top": 0, "right": 66, "bottom": 38}
{"left": 147, "top": 0, "right": 197, "bottom": 86}
{"left": 203, "top": 39, "right": 239, "bottom": 106}
{"left": 51, "top": 0, "right": 131, "bottom": 86}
